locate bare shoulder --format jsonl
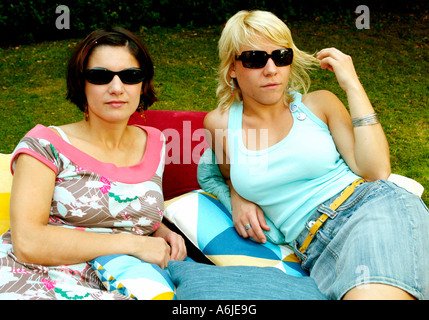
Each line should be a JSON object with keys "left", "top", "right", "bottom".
{"left": 48, "top": 122, "right": 81, "bottom": 138}
{"left": 302, "top": 90, "right": 343, "bottom": 109}
{"left": 204, "top": 107, "right": 231, "bottom": 177}
{"left": 128, "top": 124, "right": 148, "bottom": 139}
{"left": 302, "top": 90, "right": 345, "bottom": 124}
{"left": 303, "top": 90, "right": 339, "bottom": 103}
{"left": 204, "top": 107, "right": 229, "bottom": 132}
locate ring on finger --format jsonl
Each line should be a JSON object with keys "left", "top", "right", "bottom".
{"left": 244, "top": 223, "right": 252, "bottom": 231}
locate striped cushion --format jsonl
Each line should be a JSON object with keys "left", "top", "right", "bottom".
{"left": 164, "top": 190, "right": 307, "bottom": 276}
{"left": 90, "top": 254, "right": 176, "bottom": 300}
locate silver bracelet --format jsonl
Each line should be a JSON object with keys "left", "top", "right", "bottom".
{"left": 352, "top": 112, "right": 379, "bottom": 127}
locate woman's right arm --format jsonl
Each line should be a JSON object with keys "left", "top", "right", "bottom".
{"left": 10, "top": 154, "right": 171, "bottom": 268}
{"left": 203, "top": 110, "right": 269, "bottom": 243}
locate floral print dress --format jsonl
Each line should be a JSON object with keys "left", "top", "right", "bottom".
{"left": 0, "top": 124, "right": 165, "bottom": 300}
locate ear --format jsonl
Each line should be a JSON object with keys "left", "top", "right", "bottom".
{"left": 229, "top": 62, "right": 237, "bottom": 79}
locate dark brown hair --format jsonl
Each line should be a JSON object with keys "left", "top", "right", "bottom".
{"left": 66, "top": 27, "right": 157, "bottom": 111}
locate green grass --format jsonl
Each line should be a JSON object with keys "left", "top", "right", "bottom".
{"left": 0, "top": 17, "right": 428, "bottom": 204}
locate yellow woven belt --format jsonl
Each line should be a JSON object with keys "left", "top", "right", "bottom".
{"left": 298, "top": 179, "right": 365, "bottom": 254}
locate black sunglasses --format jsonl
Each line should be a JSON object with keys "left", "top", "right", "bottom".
{"left": 84, "top": 68, "right": 145, "bottom": 85}
{"left": 235, "top": 48, "right": 293, "bottom": 69}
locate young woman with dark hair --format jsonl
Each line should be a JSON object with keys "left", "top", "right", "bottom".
{"left": 0, "top": 27, "right": 186, "bottom": 300}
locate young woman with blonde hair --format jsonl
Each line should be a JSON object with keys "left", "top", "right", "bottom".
{"left": 200, "top": 10, "right": 429, "bottom": 300}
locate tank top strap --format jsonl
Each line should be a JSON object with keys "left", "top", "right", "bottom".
{"left": 228, "top": 101, "right": 243, "bottom": 132}
{"left": 227, "top": 101, "right": 245, "bottom": 164}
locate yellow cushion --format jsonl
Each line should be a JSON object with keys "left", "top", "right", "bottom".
{"left": 0, "top": 153, "right": 12, "bottom": 235}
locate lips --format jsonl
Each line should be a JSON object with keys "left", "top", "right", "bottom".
{"left": 262, "top": 83, "right": 281, "bottom": 89}
{"left": 107, "top": 101, "right": 126, "bottom": 108}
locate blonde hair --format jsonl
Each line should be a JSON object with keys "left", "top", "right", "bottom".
{"left": 216, "top": 10, "right": 319, "bottom": 111}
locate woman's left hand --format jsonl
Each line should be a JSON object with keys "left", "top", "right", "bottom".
{"left": 153, "top": 223, "right": 187, "bottom": 261}
{"left": 317, "top": 48, "right": 360, "bottom": 92}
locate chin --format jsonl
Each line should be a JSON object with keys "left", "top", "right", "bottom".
{"left": 102, "top": 113, "right": 134, "bottom": 124}
{"left": 260, "top": 98, "right": 284, "bottom": 106}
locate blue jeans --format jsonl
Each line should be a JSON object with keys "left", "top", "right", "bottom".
{"left": 293, "top": 180, "right": 429, "bottom": 300}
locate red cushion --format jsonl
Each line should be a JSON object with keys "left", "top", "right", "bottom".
{"left": 129, "top": 110, "right": 209, "bottom": 200}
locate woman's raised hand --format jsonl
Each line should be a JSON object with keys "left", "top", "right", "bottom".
{"left": 317, "top": 48, "right": 361, "bottom": 92}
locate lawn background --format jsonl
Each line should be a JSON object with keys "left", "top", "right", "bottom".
{"left": 0, "top": 2, "right": 428, "bottom": 204}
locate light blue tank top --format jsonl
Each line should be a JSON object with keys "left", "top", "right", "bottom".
{"left": 228, "top": 92, "right": 361, "bottom": 244}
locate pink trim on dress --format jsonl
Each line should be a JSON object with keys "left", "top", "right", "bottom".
{"left": 12, "top": 124, "right": 164, "bottom": 184}
{"left": 10, "top": 148, "right": 58, "bottom": 175}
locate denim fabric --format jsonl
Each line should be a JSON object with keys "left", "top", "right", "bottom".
{"left": 293, "top": 180, "right": 429, "bottom": 300}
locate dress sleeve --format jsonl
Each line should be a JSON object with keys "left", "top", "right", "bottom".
{"left": 10, "top": 135, "right": 60, "bottom": 175}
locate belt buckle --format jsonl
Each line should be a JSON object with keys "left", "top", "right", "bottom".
{"left": 299, "top": 179, "right": 364, "bottom": 254}
{"left": 307, "top": 220, "right": 316, "bottom": 229}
